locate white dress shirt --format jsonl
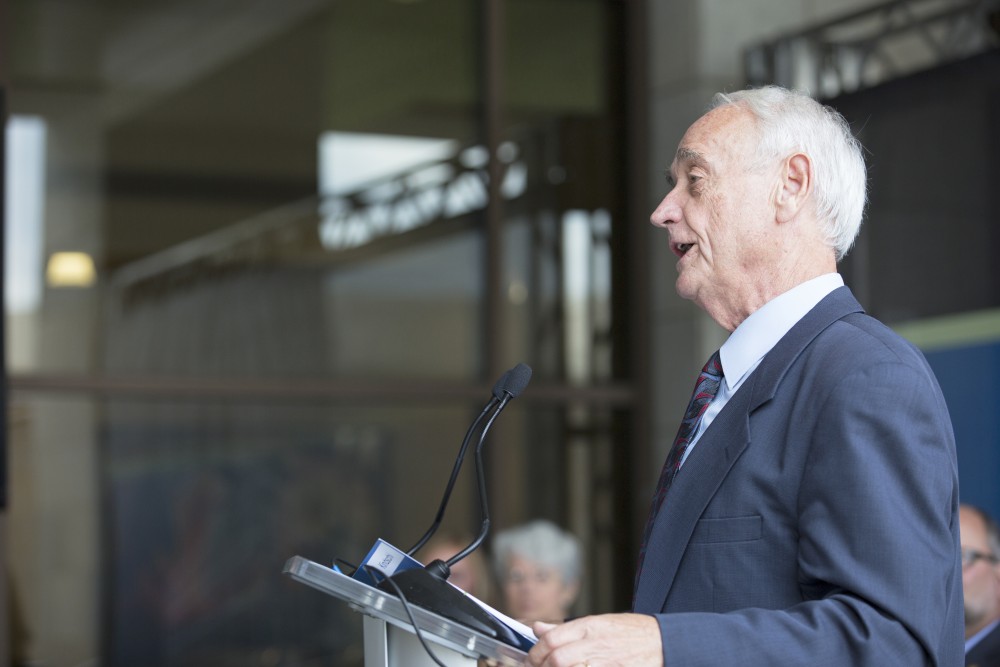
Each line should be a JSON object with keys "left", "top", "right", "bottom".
{"left": 680, "top": 273, "right": 845, "bottom": 466}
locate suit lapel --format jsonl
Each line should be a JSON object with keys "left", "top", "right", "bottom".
{"left": 633, "top": 375, "right": 754, "bottom": 611}
{"left": 633, "top": 287, "right": 865, "bottom": 613}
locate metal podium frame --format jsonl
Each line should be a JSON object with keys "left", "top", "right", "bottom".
{"left": 283, "top": 555, "right": 528, "bottom": 666}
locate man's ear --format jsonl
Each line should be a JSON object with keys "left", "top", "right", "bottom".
{"left": 775, "top": 152, "right": 812, "bottom": 224}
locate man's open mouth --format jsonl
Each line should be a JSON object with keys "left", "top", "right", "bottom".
{"left": 672, "top": 242, "right": 693, "bottom": 258}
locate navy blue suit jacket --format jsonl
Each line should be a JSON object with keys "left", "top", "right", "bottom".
{"left": 967, "top": 622, "right": 1000, "bottom": 667}
{"left": 633, "top": 287, "right": 963, "bottom": 666}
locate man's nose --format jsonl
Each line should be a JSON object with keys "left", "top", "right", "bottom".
{"left": 650, "top": 193, "right": 679, "bottom": 229}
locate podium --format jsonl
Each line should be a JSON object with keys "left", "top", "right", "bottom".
{"left": 284, "top": 556, "right": 528, "bottom": 666}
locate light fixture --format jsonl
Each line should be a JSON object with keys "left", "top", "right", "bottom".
{"left": 46, "top": 252, "right": 96, "bottom": 288}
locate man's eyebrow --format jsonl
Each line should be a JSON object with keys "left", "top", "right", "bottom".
{"left": 675, "top": 147, "right": 707, "bottom": 167}
{"left": 667, "top": 147, "right": 709, "bottom": 184}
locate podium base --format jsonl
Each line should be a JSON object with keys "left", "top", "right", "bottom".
{"left": 366, "top": 616, "right": 476, "bottom": 667}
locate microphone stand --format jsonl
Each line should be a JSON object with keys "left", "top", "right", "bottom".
{"left": 378, "top": 369, "right": 529, "bottom": 647}
{"left": 444, "top": 394, "right": 506, "bottom": 569}
{"left": 405, "top": 391, "right": 502, "bottom": 556}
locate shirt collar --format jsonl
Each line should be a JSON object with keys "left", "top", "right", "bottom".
{"left": 967, "top": 618, "right": 1000, "bottom": 652}
{"left": 719, "top": 273, "right": 844, "bottom": 392}
{"left": 965, "top": 619, "right": 1000, "bottom": 653}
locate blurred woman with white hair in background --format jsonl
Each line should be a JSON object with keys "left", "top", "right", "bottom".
{"left": 492, "top": 519, "right": 582, "bottom": 625}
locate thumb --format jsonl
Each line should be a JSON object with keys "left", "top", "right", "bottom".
{"left": 532, "top": 621, "right": 557, "bottom": 637}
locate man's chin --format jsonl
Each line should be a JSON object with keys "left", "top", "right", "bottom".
{"left": 674, "top": 276, "right": 698, "bottom": 301}
{"left": 964, "top": 607, "right": 986, "bottom": 628}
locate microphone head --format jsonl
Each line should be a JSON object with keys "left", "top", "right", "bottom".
{"left": 502, "top": 363, "right": 532, "bottom": 398}
{"left": 491, "top": 369, "right": 512, "bottom": 401}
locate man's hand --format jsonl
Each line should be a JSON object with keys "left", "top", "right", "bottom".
{"left": 526, "top": 613, "right": 663, "bottom": 667}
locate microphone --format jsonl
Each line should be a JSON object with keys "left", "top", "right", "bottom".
{"left": 404, "top": 367, "right": 517, "bottom": 556}
{"left": 378, "top": 363, "right": 532, "bottom": 646}
{"left": 445, "top": 363, "right": 532, "bottom": 569}
{"left": 498, "top": 362, "right": 532, "bottom": 399}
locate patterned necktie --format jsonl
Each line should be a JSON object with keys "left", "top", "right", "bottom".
{"left": 634, "top": 350, "right": 724, "bottom": 596}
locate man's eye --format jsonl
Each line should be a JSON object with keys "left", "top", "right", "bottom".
{"left": 665, "top": 176, "right": 677, "bottom": 189}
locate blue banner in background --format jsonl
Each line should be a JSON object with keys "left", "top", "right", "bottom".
{"left": 925, "top": 341, "right": 1000, "bottom": 519}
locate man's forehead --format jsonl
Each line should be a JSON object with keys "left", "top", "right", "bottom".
{"left": 960, "top": 509, "right": 988, "bottom": 542}
{"left": 672, "top": 107, "right": 754, "bottom": 172}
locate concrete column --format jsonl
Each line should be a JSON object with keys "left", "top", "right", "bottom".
{"left": 8, "top": 91, "right": 104, "bottom": 667}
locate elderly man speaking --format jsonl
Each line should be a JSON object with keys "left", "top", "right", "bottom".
{"left": 527, "top": 86, "right": 963, "bottom": 666}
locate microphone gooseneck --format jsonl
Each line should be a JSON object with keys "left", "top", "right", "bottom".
{"left": 404, "top": 365, "right": 528, "bottom": 557}
{"left": 446, "top": 392, "right": 510, "bottom": 569}
{"left": 446, "top": 362, "right": 531, "bottom": 567}
{"left": 404, "top": 371, "right": 507, "bottom": 557}
{"left": 378, "top": 362, "right": 532, "bottom": 648}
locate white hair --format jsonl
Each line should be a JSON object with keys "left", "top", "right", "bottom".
{"left": 492, "top": 519, "right": 582, "bottom": 584}
{"left": 710, "top": 86, "right": 868, "bottom": 261}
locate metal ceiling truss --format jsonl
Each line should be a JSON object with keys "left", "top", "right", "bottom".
{"left": 111, "top": 128, "right": 557, "bottom": 297}
{"left": 745, "top": 0, "right": 1000, "bottom": 97}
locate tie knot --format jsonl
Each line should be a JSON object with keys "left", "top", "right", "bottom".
{"left": 702, "top": 350, "right": 723, "bottom": 379}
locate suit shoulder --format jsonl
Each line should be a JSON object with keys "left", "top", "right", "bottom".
{"left": 817, "top": 311, "right": 927, "bottom": 368}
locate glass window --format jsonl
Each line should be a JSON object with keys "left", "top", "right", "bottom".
{"left": 4, "top": 1, "right": 640, "bottom": 664}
